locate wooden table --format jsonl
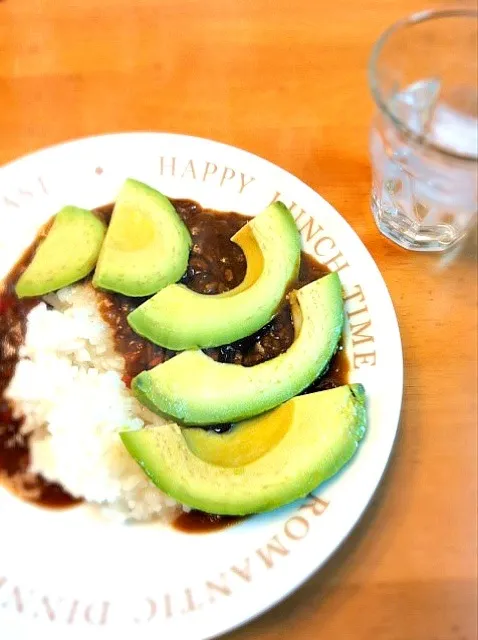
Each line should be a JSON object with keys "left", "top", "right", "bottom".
{"left": 1, "top": 1, "right": 477, "bottom": 638}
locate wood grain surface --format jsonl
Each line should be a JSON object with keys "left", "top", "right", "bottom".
{"left": 1, "top": 1, "right": 477, "bottom": 639}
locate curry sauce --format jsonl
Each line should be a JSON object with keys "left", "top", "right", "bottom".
{"left": 0, "top": 198, "right": 348, "bottom": 520}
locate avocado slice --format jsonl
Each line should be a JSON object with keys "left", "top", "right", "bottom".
{"left": 120, "top": 384, "right": 367, "bottom": 515}
{"left": 127, "top": 202, "right": 301, "bottom": 349}
{"left": 132, "top": 272, "right": 344, "bottom": 425}
{"left": 15, "top": 206, "right": 106, "bottom": 298}
{"left": 93, "top": 179, "right": 191, "bottom": 296}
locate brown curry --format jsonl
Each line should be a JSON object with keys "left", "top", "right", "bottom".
{"left": 0, "top": 198, "right": 348, "bottom": 530}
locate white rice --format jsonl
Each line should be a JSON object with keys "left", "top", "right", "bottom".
{"left": 5, "top": 284, "right": 187, "bottom": 522}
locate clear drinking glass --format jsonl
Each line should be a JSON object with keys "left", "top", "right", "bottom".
{"left": 369, "top": 10, "right": 478, "bottom": 251}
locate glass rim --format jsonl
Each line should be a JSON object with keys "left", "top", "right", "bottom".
{"left": 368, "top": 8, "right": 478, "bottom": 163}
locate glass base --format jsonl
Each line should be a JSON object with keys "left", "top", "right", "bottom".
{"left": 371, "top": 195, "right": 463, "bottom": 252}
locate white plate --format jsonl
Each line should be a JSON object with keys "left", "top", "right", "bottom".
{"left": 0, "top": 133, "right": 403, "bottom": 640}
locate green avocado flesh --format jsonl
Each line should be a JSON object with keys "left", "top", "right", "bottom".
{"left": 120, "top": 384, "right": 367, "bottom": 515}
{"left": 15, "top": 206, "right": 106, "bottom": 298}
{"left": 93, "top": 179, "right": 191, "bottom": 296}
{"left": 127, "top": 202, "right": 301, "bottom": 349}
{"left": 132, "top": 272, "right": 344, "bottom": 425}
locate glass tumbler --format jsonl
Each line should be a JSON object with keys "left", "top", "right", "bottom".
{"left": 369, "top": 10, "right": 478, "bottom": 251}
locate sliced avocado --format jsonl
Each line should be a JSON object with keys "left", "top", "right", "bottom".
{"left": 132, "top": 272, "right": 344, "bottom": 425}
{"left": 15, "top": 206, "right": 106, "bottom": 298}
{"left": 120, "top": 384, "right": 367, "bottom": 515}
{"left": 127, "top": 202, "right": 301, "bottom": 349}
{"left": 93, "top": 179, "right": 191, "bottom": 296}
